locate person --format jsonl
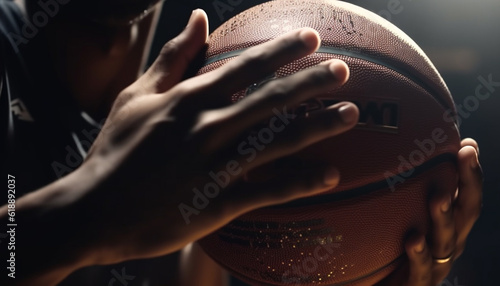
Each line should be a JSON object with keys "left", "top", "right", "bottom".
{"left": 0, "top": 0, "right": 483, "bottom": 285}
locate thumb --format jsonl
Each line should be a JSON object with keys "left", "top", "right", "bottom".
{"left": 143, "top": 9, "right": 209, "bottom": 93}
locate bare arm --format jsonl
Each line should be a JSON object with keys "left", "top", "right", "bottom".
{"left": 0, "top": 10, "right": 356, "bottom": 285}
{"left": 0, "top": 162, "right": 102, "bottom": 285}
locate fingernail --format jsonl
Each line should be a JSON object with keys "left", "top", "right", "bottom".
{"left": 415, "top": 238, "right": 425, "bottom": 253}
{"left": 338, "top": 104, "right": 358, "bottom": 124}
{"left": 441, "top": 198, "right": 451, "bottom": 213}
{"left": 187, "top": 9, "right": 199, "bottom": 27}
{"left": 324, "top": 166, "right": 340, "bottom": 186}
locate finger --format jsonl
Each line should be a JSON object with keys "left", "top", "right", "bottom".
{"left": 460, "top": 138, "right": 479, "bottom": 156}
{"left": 141, "top": 9, "right": 209, "bottom": 93}
{"left": 429, "top": 191, "right": 456, "bottom": 262}
{"left": 217, "top": 164, "right": 340, "bottom": 216}
{"left": 242, "top": 102, "right": 358, "bottom": 173}
{"left": 454, "top": 145, "right": 483, "bottom": 257}
{"left": 405, "top": 235, "right": 433, "bottom": 286}
{"left": 171, "top": 27, "right": 323, "bottom": 108}
{"left": 200, "top": 27, "right": 324, "bottom": 97}
{"left": 195, "top": 59, "right": 350, "bottom": 151}
{"left": 207, "top": 101, "right": 358, "bottom": 181}
{"left": 226, "top": 59, "right": 350, "bottom": 131}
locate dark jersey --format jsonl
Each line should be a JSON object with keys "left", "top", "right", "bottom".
{"left": 0, "top": 0, "right": 101, "bottom": 197}
{"left": 0, "top": 1, "right": 180, "bottom": 285}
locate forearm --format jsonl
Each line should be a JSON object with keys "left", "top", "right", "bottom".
{"left": 0, "top": 164, "right": 101, "bottom": 285}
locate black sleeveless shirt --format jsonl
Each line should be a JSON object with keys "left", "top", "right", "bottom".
{"left": 0, "top": 2, "right": 180, "bottom": 284}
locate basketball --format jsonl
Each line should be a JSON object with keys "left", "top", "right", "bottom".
{"left": 197, "top": 0, "right": 461, "bottom": 285}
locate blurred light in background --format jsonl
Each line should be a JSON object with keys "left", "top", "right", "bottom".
{"left": 426, "top": 48, "right": 479, "bottom": 73}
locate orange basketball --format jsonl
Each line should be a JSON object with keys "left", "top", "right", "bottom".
{"left": 197, "top": 0, "right": 460, "bottom": 285}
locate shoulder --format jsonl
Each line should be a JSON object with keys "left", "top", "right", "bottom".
{"left": 0, "top": 1, "right": 29, "bottom": 87}
{"left": 0, "top": 1, "right": 26, "bottom": 55}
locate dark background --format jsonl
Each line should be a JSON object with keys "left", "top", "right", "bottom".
{"left": 151, "top": 0, "right": 500, "bottom": 285}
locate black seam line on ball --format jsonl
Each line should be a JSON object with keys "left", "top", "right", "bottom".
{"left": 228, "top": 218, "right": 325, "bottom": 230}
{"left": 269, "top": 152, "right": 457, "bottom": 209}
{"left": 204, "top": 46, "right": 453, "bottom": 116}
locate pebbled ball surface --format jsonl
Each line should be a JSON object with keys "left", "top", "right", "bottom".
{"left": 197, "top": 1, "right": 461, "bottom": 285}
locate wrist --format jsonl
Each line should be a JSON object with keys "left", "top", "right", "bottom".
{"left": 4, "top": 160, "right": 106, "bottom": 284}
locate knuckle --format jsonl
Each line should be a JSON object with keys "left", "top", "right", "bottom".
{"left": 115, "top": 90, "right": 134, "bottom": 105}
{"left": 237, "top": 37, "right": 308, "bottom": 73}
{"left": 253, "top": 80, "right": 291, "bottom": 106}
{"left": 240, "top": 47, "right": 269, "bottom": 70}
{"left": 306, "top": 66, "right": 333, "bottom": 85}
{"left": 160, "top": 38, "right": 180, "bottom": 57}
{"left": 166, "top": 92, "right": 188, "bottom": 112}
{"left": 113, "top": 90, "right": 140, "bottom": 112}
{"left": 190, "top": 113, "right": 225, "bottom": 154}
{"left": 267, "top": 81, "right": 291, "bottom": 100}
{"left": 154, "top": 40, "right": 182, "bottom": 73}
